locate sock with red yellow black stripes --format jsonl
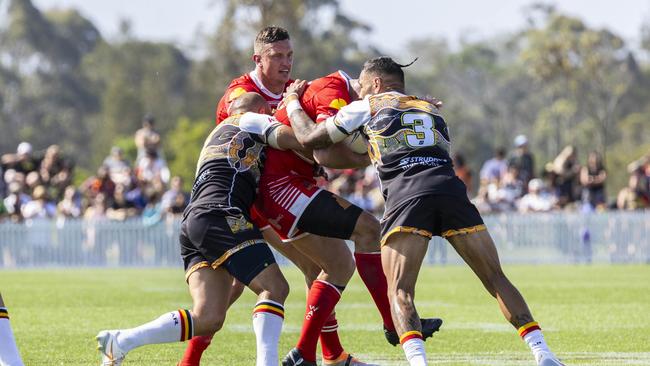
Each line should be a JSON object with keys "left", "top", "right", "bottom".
{"left": 252, "top": 300, "right": 284, "bottom": 366}
{"left": 401, "top": 331, "right": 427, "bottom": 366}
{"left": 0, "top": 307, "right": 25, "bottom": 366}
{"left": 519, "top": 321, "right": 553, "bottom": 363}
{"left": 116, "top": 309, "right": 193, "bottom": 353}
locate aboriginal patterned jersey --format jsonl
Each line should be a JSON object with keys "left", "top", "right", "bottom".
{"left": 216, "top": 71, "right": 294, "bottom": 124}
{"left": 265, "top": 70, "right": 353, "bottom": 177}
{"left": 191, "top": 112, "right": 283, "bottom": 211}
{"left": 325, "top": 91, "right": 466, "bottom": 208}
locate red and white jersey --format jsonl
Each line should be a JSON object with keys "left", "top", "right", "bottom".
{"left": 263, "top": 70, "right": 354, "bottom": 178}
{"left": 215, "top": 70, "right": 294, "bottom": 124}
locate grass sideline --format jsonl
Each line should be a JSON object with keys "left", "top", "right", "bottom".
{"left": 2, "top": 265, "right": 649, "bottom": 365}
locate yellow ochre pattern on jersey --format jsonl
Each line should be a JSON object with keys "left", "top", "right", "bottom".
{"left": 195, "top": 114, "right": 264, "bottom": 176}
{"left": 329, "top": 98, "right": 348, "bottom": 110}
{"left": 363, "top": 94, "right": 445, "bottom": 166}
{"left": 228, "top": 87, "right": 247, "bottom": 101}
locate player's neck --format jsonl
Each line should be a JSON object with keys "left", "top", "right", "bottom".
{"left": 255, "top": 68, "right": 285, "bottom": 95}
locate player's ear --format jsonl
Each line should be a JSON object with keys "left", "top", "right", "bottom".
{"left": 373, "top": 77, "right": 382, "bottom": 92}
{"left": 252, "top": 54, "right": 262, "bottom": 66}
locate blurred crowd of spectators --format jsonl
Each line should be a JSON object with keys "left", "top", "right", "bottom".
{"left": 0, "top": 115, "right": 189, "bottom": 224}
{"left": 325, "top": 134, "right": 650, "bottom": 216}
{"left": 466, "top": 135, "right": 650, "bottom": 214}
{"left": 2, "top": 122, "right": 649, "bottom": 224}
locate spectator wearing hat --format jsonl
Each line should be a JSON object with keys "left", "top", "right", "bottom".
{"left": 518, "top": 178, "right": 558, "bottom": 213}
{"left": 1, "top": 142, "right": 41, "bottom": 175}
{"left": 508, "top": 134, "right": 535, "bottom": 190}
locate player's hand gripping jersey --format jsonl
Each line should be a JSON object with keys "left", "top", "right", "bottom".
{"left": 216, "top": 72, "right": 294, "bottom": 124}
{"left": 254, "top": 71, "right": 354, "bottom": 240}
{"left": 324, "top": 91, "right": 467, "bottom": 209}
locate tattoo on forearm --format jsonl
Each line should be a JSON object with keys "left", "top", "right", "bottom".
{"left": 290, "top": 110, "right": 333, "bottom": 148}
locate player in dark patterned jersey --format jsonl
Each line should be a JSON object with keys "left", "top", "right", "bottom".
{"left": 185, "top": 26, "right": 381, "bottom": 366}
{"left": 96, "top": 93, "right": 302, "bottom": 366}
{"left": 267, "top": 73, "right": 441, "bottom": 366}
{"left": 285, "top": 58, "right": 566, "bottom": 366}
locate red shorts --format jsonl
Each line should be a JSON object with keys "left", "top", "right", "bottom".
{"left": 253, "top": 175, "right": 322, "bottom": 242}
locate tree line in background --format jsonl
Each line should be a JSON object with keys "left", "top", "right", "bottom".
{"left": 1, "top": 0, "right": 649, "bottom": 195}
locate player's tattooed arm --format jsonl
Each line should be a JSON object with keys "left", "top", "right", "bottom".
{"left": 313, "top": 143, "right": 370, "bottom": 169}
{"left": 285, "top": 80, "right": 335, "bottom": 149}
{"left": 271, "top": 125, "right": 307, "bottom": 152}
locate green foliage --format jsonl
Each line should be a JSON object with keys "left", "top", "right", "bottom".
{"left": 0, "top": 0, "right": 649, "bottom": 198}
{"left": 3, "top": 265, "right": 650, "bottom": 364}
{"left": 165, "top": 117, "right": 213, "bottom": 191}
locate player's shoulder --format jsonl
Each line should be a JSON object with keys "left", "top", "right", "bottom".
{"left": 225, "top": 73, "right": 261, "bottom": 100}
{"left": 367, "top": 92, "right": 433, "bottom": 114}
{"left": 311, "top": 70, "right": 350, "bottom": 90}
{"left": 309, "top": 70, "right": 352, "bottom": 110}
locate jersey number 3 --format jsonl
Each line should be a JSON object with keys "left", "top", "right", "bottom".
{"left": 402, "top": 112, "right": 435, "bottom": 147}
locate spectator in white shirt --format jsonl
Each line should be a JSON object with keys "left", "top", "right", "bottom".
{"left": 518, "top": 179, "right": 558, "bottom": 213}
{"left": 480, "top": 147, "right": 508, "bottom": 184}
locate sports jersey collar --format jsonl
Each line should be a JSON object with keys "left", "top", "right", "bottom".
{"left": 249, "top": 70, "right": 284, "bottom": 100}
{"left": 337, "top": 70, "right": 351, "bottom": 91}
{"left": 381, "top": 90, "right": 407, "bottom": 96}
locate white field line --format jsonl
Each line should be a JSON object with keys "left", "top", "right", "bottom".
{"left": 350, "top": 352, "right": 650, "bottom": 366}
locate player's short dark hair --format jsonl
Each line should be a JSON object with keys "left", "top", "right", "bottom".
{"left": 361, "top": 56, "right": 417, "bottom": 84}
{"left": 254, "top": 26, "right": 290, "bottom": 53}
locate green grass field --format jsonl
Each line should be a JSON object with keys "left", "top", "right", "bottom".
{"left": 2, "top": 265, "right": 650, "bottom": 365}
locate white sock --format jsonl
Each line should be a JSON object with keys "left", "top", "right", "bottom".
{"left": 252, "top": 300, "right": 285, "bottom": 366}
{"left": 402, "top": 337, "right": 428, "bottom": 366}
{"left": 117, "top": 309, "right": 193, "bottom": 353}
{"left": 0, "top": 310, "right": 25, "bottom": 366}
{"left": 524, "top": 329, "right": 552, "bottom": 363}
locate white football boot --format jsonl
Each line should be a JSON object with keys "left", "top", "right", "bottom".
{"left": 537, "top": 352, "right": 566, "bottom": 366}
{"left": 96, "top": 330, "right": 127, "bottom": 366}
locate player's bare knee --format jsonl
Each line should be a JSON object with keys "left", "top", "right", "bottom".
{"left": 299, "top": 261, "right": 322, "bottom": 284}
{"left": 267, "top": 277, "right": 290, "bottom": 303}
{"left": 193, "top": 309, "right": 226, "bottom": 334}
{"left": 230, "top": 280, "right": 246, "bottom": 300}
{"left": 352, "top": 212, "right": 381, "bottom": 253}
{"left": 323, "top": 254, "right": 355, "bottom": 284}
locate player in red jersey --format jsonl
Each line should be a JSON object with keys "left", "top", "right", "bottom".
{"left": 215, "top": 27, "right": 293, "bottom": 124}
{"left": 180, "top": 27, "right": 389, "bottom": 366}
{"left": 258, "top": 73, "right": 442, "bottom": 366}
